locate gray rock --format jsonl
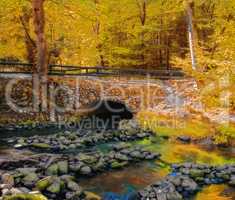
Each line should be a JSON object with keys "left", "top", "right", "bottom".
{"left": 130, "top": 151, "right": 141, "bottom": 159}
{"left": 189, "top": 169, "right": 204, "bottom": 178}
{"left": 115, "top": 153, "right": 129, "bottom": 161}
{"left": 118, "top": 119, "right": 140, "bottom": 131}
{"left": 79, "top": 166, "right": 92, "bottom": 175}
{"left": 46, "top": 163, "right": 59, "bottom": 175}
{"left": 22, "top": 172, "right": 39, "bottom": 187}
{"left": 2, "top": 188, "right": 11, "bottom": 196}
{"left": 92, "top": 159, "right": 106, "bottom": 171}
{"left": 10, "top": 187, "right": 23, "bottom": 194}
{"left": 1, "top": 173, "right": 14, "bottom": 188}
{"left": 177, "top": 136, "right": 191, "bottom": 143}
{"left": 166, "top": 192, "right": 183, "bottom": 200}
{"left": 67, "top": 180, "right": 82, "bottom": 193}
{"left": 18, "top": 187, "right": 31, "bottom": 193}
{"left": 229, "top": 176, "right": 235, "bottom": 186}
{"left": 145, "top": 153, "right": 159, "bottom": 160}
{"left": 47, "top": 179, "right": 64, "bottom": 194}
{"left": 17, "top": 168, "right": 37, "bottom": 175}
{"left": 69, "top": 162, "right": 84, "bottom": 172}
{"left": 58, "top": 161, "right": 69, "bottom": 174}
{"left": 168, "top": 176, "right": 182, "bottom": 187}
{"left": 181, "top": 177, "right": 198, "bottom": 192}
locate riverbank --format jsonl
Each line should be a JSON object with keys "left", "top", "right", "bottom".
{"left": 0, "top": 118, "right": 234, "bottom": 200}
{"left": 137, "top": 111, "right": 235, "bottom": 148}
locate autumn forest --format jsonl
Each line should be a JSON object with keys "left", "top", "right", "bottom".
{"left": 0, "top": 1, "right": 235, "bottom": 200}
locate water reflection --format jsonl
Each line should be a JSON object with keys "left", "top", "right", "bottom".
{"left": 80, "top": 162, "right": 168, "bottom": 195}
{"left": 80, "top": 137, "right": 235, "bottom": 197}
{"left": 194, "top": 185, "right": 235, "bottom": 200}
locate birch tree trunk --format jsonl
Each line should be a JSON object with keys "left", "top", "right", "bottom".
{"left": 32, "top": 0, "right": 48, "bottom": 113}
{"left": 186, "top": 0, "right": 197, "bottom": 70}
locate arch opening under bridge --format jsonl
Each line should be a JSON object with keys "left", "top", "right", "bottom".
{"left": 81, "top": 100, "right": 133, "bottom": 129}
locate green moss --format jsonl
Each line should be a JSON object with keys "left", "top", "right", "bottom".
{"left": 3, "top": 194, "right": 47, "bottom": 200}
{"left": 57, "top": 161, "right": 68, "bottom": 174}
{"left": 31, "top": 143, "right": 51, "bottom": 149}
{"left": 36, "top": 177, "right": 53, "bottom": 191}
{"left": 111, "top": 161, "right": 128, "bottom": 169}
{"left": 22, "top": 172, "right": 39, "bottom": 183}
{"left": 46, "top": 180, "right": 65, "bottom": 194}
{"left": 46, "top": 164, "right": 59, "bottom": 175}
{"left": 19, "top": 120, "right": 36, "bottom": 127}
{"left": 189, "top": 169, "right": 205, "bottom": 178}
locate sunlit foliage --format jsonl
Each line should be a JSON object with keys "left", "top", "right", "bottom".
{"left": 137, "top": 111, "right": 213, "bottom": 138}
{"left": 0, "top": 0, "right": 234, "bottom": 110}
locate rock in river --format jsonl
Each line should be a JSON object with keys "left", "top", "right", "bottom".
{"left": 79, "top": 166, "right": 92, "bottom": 176}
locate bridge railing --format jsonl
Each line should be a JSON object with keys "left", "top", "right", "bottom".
{"left": 0, "top": 62, "right": 184, "bottom": 78}
{"left": 0, "top": 62, "right": 33, "bottom": 73}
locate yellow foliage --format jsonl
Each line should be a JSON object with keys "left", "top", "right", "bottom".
{"left": 195, "top": 185, "right": 233, "bottom": 200}
{"left": 137, "top": 111, "right": 213, "bottom": 138}
{"left": 160, "top": 144, "right": 229, "bottom": 165}
{"left": 214, "top": 124, "right": 235, "bottom": 145}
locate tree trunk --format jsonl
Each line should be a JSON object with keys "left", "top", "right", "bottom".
{"left": 166, "top": 34, "right": 170, "bottom": 70}
{"left": 159, "top": 16, "right": 163, "bottom": 67}
{"left": 93, "top": 0, "right": 105, "bottom": 66}
{"left": 136, "top": 0, "right": 147, "bottom": 68}
{"left": 32, "top": 0, "right": 48, "bottom": 113}
{"left": 19, "top": 10, "right": 36, "bottom": 64}
{"left": 186, "top": 0, "right": 197, "bottom": 70}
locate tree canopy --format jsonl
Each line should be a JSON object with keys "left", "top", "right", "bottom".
{"left": 0, "top": 0, "right": 235, "bottom": 108}
{"left": 0, "top": 0, "right": 234, "bottom": 67}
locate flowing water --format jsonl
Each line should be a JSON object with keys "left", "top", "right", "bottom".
{"left": 77, "top": 136, "right": 235, "bottom": 199}
{"left": 0, "top": 132, "right": 235, "bottom": 199}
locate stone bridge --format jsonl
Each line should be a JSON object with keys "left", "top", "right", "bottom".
{"left": 0, "top": 74, "right": 199, "bottom": 123}
{"left": 74, "top": 77, "right": 166, "bottom": 113}
{"left": 45, "top": 76, "right": 198, "bottom": 122}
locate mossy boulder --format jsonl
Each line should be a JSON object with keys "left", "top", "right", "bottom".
{"left": 46, "top": 179, "right": 64, "bottom": 194}
{"left": 3, "top": 194, "right": 47, "bottom": 200}
{"left": 229, "top": 176, "right": 235, "bottom": 186}
{"left": 31, "top": 143, "right": 51, "bottom": 149}
{"left": 17, "top": 138, "right": 27, "bottom": 146}
{"left": 46, "top": 164, "right": 58, "bottom": 175}
{"left": 216, "top": 172, "right": 230, "bottom": 181}
{"left": 36, "top": 177, "right": 53, "bottom": 191}
{"left": 111, "top": 161, "right": 128, "bottom": 169}
{"left": 78, "top": 154, "right": 97, "bottom": 164}
{"left": 189, "top": 169, "right": 204, "bottom": 178}
{"left": 22, "top": 173, "right": 39, "bottom": 187}
{"left": 67, "top": 180, "right": 82, "bottom": 192}
{"left": 84, "top": 192, "right": 101, "bottom": 200}
{"left": 57, "top": 161, "right": 68, "bottom": 174}
{"left": 195, "top": 177, "right": 204, "bottom": 182}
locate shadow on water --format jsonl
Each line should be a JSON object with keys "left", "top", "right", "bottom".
{"left": 82, "top": 100, "right": 133, "bottom": 130}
